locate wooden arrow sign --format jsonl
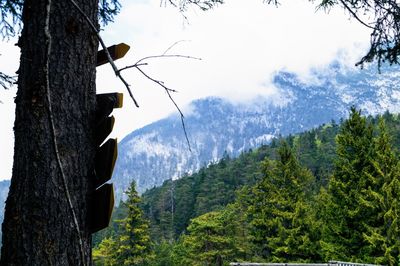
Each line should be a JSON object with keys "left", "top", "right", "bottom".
{"left": 89, "top": 183, "right": 115, "bottom": 233}
{"left": 96, "top": 43, "right": 130, "bottom": 66}
{"left": 94, "top": 138, "right": 118, "bottom": 188}
{"left": 95, "top": 116, "right": 115, "bottom": 146}
{"left": 96, "top": 93, "right": 123, "bottom": 122}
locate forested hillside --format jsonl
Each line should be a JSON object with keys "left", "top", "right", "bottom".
{"left": 93, "top": 110, "right": 400, "bottom": 265}
{"left": 112, "top": 62, "right": 400, "bottom": 197}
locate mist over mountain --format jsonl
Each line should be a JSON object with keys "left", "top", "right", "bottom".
{"left": 111, "top": 62, "right": 400, "bottom": 200}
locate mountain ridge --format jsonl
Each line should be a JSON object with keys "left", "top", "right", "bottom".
{"left": 111, "top": 62, "right": 400, "bottom": 200}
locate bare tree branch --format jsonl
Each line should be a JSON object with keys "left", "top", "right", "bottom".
{"left": 135, "top": 66, "right": 192, "bottom": 151}
{"left": 338, "top": 0, "right": 375, "bottom": 30}
{"left": 117, "top": 50, "right": 201, "bottom": 152}
{"left": 116, "top": 49, "right": 201, "bottom": 151}
{"left": 163, "top": 40, "right": 190, "bottom": 55}
{"left": 119, "top": 54, "right": 201, "bottom": 73}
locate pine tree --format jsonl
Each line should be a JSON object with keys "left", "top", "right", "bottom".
{"left": 115, "top": 181, "right": 154, "bottom": 265}
{"left": 248, "top": 141, "right": 320, "bottom": 262}
{"left": 320, "top": 107, "right": 376, "bottom": 261}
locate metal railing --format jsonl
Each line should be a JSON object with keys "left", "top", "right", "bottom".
{"left": 229, "top": 261, "right": 383, "bottom": 266}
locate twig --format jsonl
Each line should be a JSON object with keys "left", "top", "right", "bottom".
{"left": 338, "top": 0, "right": 376, "bottom": 30}
{"left": 68, "top": 0, "right": 139, "bottom": 107}
{"left": 135, "top": 66, "right": 192, "bottom": 151}
{"left": 117, "top": 50, "right": 202, "bottom": 151}
{"left": 119, "top": 54, "right": 201, "bottom": 72}
{"left": 163, "top": 40, "right": 190, "bottom": 55}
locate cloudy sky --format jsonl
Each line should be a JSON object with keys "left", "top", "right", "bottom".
{"left": 0, "top": 0, "right": 371, "bottom": 180}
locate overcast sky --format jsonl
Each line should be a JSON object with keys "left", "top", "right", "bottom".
{"left": 0, "top": 0, "right": 370, "bottom": 180}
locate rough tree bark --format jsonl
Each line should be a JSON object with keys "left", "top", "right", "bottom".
{"left": 1, "top": 0, "right": 99, "bottom": 265}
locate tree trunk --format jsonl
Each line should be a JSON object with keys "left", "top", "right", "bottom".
{"left": 1, "top": 0, "right": 99, "bottom": 265}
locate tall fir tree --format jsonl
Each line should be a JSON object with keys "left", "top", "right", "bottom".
{"left": 248, "top": 141, "right": 320, "bottom": 262}
{"left": 361, "top": 117, "right": 400, "bottom": 265}
{"left": 320, "top": 107, "right": 376, "bottom": 261}
{"left": 92, "top": 237, "right": 118, "bottom": 266}
{"left": 93, "top": 181, "right": 154, "bottom": 266}
{"left": 115, "top": 181, "right": 154, "bottom": 265}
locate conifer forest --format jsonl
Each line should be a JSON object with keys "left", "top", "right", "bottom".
{"left": 92, "top": 109, "right": 400, "bottom": 265}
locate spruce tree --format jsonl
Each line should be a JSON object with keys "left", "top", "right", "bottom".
{"left": 115, "top": 181, "right": 154, "bottom": 265}
{"left": 362, "top": 117, "right": 400, "bottom": 265}
{"left": 320, "top": 107, "right": 376, "bottom": 261}
{"left": 248, "top": 141, "right": 320, "bottom": 262}
{"left": 92, "top": 182, "right": 154, "bottom": 265}
{"left": 92, "top": 237, "right": 118, "bottom": 266}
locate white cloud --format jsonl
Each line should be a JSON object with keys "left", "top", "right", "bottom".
{"left": 0, "top": 0, "right": 372, "bottom": 180}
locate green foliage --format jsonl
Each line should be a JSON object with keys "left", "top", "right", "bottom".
{"left": 171, "top": 203, "right": 253, "bottom": 266}
{"left": 95, "top": 110, "right": 400, "bottom": 265}
{"left": 361, "top": 117, "right": 400, "bottom": 265}
{"left": 93, "top": 182, "right": 154, "bottom": 266}
{"left": 248, "top": 141, "right": 321, "bottom": 262}
{"left": 139, "top": 122, "right": 340, "bottom": 246}
{"left": 148, "top": 240, "right": 175, "bottom": 266}
{"left": 92, "top": 237, "right": 118, "bottom": 266}
{"left": 320, "top": 108, "right": 376, "bottom": 261}
{"left": 115, "top": 181, "right": 154, "bottom": 265}
{"left": 141, "top": 149, "right": 263, "bottom": 243}
{"left": 319, "top": 108, "right": 400, "bottom": 265}
{"left": 92, "top": 200, "right": 127, "bottom": 247}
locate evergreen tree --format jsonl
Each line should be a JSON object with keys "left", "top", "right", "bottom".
{"left": 149, "top": 240, "right": 175, "bottom": 266}
{"left": 93, "top": 181, "right": 154, "bottom": 266}
{"left": 361, "top": 118, "right": 400, "bottom": 265}
{"left": 248, "top": 141, "right": 320, "bottom": 262}
{"left": 171, "top": 203, "right": 253, "bottom": 266}
{"left": 92, "top": 237, "right": 118, "bottom": 266}
{"left": 115, "top": 181, "right": 154, "bottom": 265}
{"left": 320, "top": 107, "right": 376, "bottom": 261}
{"left": 172, "top": 211, "right": 234, "bottom": 266}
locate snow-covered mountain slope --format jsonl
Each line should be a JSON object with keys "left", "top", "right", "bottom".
{"left": 112, "top": 62, "right": 400, "bottom": 199}
{"left": 0, "top": 180, "right": 10, "bottom": 243}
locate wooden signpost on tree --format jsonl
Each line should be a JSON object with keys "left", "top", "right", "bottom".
{"left": 89, "top": 44, "right": 130, "bottom": 233}
{"left": 96, "top": 43, "right": 130, "bottom": 67}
